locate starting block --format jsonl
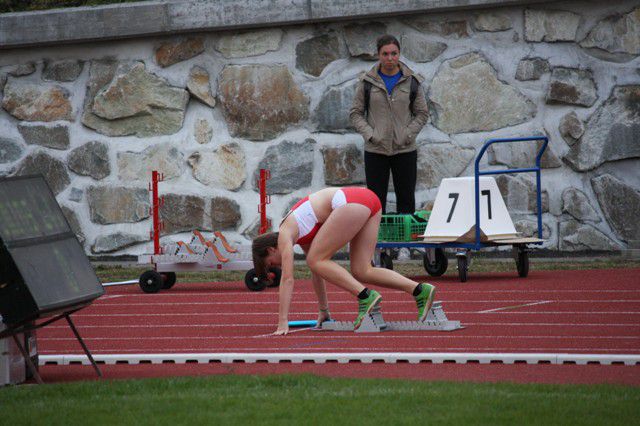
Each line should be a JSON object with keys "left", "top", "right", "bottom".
{"left": 321, "top": 301, "right": 462, "bottom": 333}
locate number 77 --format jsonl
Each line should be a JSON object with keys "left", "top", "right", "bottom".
{"left": 447, "top": 190, "right": 492, "bottom": 223}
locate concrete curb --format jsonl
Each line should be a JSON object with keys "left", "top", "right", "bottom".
{"left": 1, "top": 0, "right": 555, "bottom": 49}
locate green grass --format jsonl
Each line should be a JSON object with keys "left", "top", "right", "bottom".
{"left": 98, "top": 257, "right": 640, "bottom": 284}
{"left": 1, "top": 375, "right": 639, "bottom": 425}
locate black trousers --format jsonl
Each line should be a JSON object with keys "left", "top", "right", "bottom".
{"left": 364, "top": 150, "right": 417, "bottom": 214}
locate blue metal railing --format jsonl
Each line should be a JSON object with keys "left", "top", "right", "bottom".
{"left": 473, "top": 136, "right": 548, "bottom": 249}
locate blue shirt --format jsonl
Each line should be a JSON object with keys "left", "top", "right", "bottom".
{"left": 378, "top": 69, "right": 403, "bottom": 95}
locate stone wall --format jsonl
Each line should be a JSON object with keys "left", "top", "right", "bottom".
{"left": 0, "top": 0, "right": 639, "bottom": 255}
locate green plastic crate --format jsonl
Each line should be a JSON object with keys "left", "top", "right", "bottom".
{"left": 378, "top": 211, "right": 430, "bottom": 242}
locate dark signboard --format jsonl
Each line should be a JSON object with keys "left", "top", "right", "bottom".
{"left": 0, "top": 175, "right": 103, "bottom": 326}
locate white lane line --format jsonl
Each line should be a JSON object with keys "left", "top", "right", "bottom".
{"left": 39, "top": 348, "right": 640, "bottom": 354}
{"left": 478, "top": 301, "right": 553, "bottom": 313}
{"left": 461, "top": 322, "right": 640, "bottom": 327}
{"left": 46, "top": 324, "right": 276, "bottom": 329}
{"left": 470, "top": 311, "right": 640, "bottom": 315}
{"left": 252, "top": 328, "right": 314, "bottom": 338}
{"left": 100, "top": 289, "right": 640, "bottom": 297}
{"left": 68, "top": 311, "right": 640, "bottom": 317}
{"left": 38, "top": 335, "right": 640, "bottom": 341}
{"left": 99, "top": 295, "right": 126, "bottom": 300}
{"left": 102, "top": 279, "right": 138, "bottom": 287}
{"left": 43, "top": 322, "right": 640, "bottom": 329}
{"left": 91, "top": 299, "right": 640, "bottom": 306}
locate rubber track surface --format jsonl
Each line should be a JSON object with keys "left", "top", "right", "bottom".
{"left": 36, "top": 268, "right": 640, "bottom": 385}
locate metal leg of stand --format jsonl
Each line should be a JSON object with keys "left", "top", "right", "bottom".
{"left": 65, "top": 315, "right": 102, "bottom": 378}
{"left": 12, "top": 334, "right": 43, "bottom": 384}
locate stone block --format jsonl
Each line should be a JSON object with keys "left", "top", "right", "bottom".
{"left": 87, "top": 186, "right": 150, "bottom": 224}
{"left": 68, "top": 141, "right": 110, "bottom": 180}
{"left": 42, "top": 60, "right": 84, "bottom": 82}
{"left": 18, "top": 123, "right": 69, "bottom": 150}
{"left": 429, "top": 53, "right": 535, "bottom": 134}
{"left": 188, "top": 143, "right": 246, "bottom": 191}
{"left": 13, "top": 151, "right": 70, "bottom": 195}
{"left": 524, "top": 9, "right": 580, "bottom": 42}
{"left": 155, "top": 37, "right": 205, "bottom": 67}
{"left": 118, "top": 143, "right": 185, "bottom": 182}
{"left": 218, "top": 64, "right": 308, "bottom": 140}
{"left": 546, "top": 67, "right": 597, "bottom": 107}
{"left": 215, "top": 29, "right": 282, "bottom": 58}
{"left": 296, "top": 33, "right": 341, "bottom": 77}
{"left": 321, "top": 144, "right": 364, "bottom": 185}
{"left": 564, "top": 86, "right": 640, "bottom": 171}
{"left": 2, "top": 81, "right": 73, "bottom": 122}
{"left": 591, "top": 174, "right": 640, "bottom": 242}
{"left": 253, "top": 139, "right": 315, "bottom": 194}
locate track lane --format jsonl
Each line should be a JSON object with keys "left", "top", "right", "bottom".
{"left": 36, "top": 268, "right": 640, "bottom": 359}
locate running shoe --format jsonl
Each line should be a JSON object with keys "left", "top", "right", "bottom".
{"left": 354, "top": 290, "right": 382, "bottom": 330}
{"left": 415, "top": 283, "right": 436, "bottom": 321}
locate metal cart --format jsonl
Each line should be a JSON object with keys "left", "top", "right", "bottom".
{"left": 137, "top": 169, "right": 281, "bottom": 293}
{"left": 375, "top": 136, "right": 548, "bottom": 282}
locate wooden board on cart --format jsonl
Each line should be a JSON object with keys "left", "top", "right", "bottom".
{"left": 489, "top": 237, "right": 544, "bottom": 244}
{"left": 419, "top": 236, "right": 543, "bottom": 245}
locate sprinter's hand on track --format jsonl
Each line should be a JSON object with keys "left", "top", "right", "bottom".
{"left": 273, "top": 323, "right": 289, "bottom": 335}
{"left": 317, "top": 310, "right": 331, "bottom": 327}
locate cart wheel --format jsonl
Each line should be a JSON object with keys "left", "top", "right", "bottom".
{"left": 139, "top": 270, "right": 163, "bottom": 293}
{"left": 160, "top": 272, "right": 177, "bottom": 289}
{"left": 516, "top": 248, "right": 529, "bottom": 278}
{"left": 266, "top": 267, "right": 282, "bottom": 287}
{"left": 244, "top": 269, "right": 267, "bottom": 292}
{"left": 380, "top": 251, "right": 393, "bottom": 270}
{"left": 423, "top": 248, "right": 448, "bottom": 276}
{"left": 457, "top": 256, "right": 468, "bottom": 283}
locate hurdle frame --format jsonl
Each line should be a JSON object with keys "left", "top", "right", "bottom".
{"left": 136, "top": 168, "right": 276, "bottom": 292}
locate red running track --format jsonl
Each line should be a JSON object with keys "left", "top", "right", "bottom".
{"left": 36, "top": 268, "right": 640, "bottom": 385}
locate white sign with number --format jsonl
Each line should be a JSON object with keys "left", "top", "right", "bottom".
{"left": 423, "top": 177, "right": 517, "bottom": 241}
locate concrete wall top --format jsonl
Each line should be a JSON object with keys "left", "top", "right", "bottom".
{"left": 1, "top": 0, "right": 555, "bottom": 49}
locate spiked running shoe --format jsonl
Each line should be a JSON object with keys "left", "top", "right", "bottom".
{"left": 354, "top": 290, "right": 382, "bottom": 330}
{"left": 415, "top": 283, "right": 436, "bottom": 322}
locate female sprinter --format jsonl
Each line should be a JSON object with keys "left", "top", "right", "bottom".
{"left": 252, "top": 186, "right": 436, "bottom": 335}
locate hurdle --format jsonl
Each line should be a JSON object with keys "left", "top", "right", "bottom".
{"left": 136, "top": 168, "right": 280, "bottom": 293}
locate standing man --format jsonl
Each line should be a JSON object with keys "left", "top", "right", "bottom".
{"left": 350, "top": 34, "right": 429, "bottom": 214}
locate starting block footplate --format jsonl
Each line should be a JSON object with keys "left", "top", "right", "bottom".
{"left": 320, "top": 301, "right": 463, "bottom": 332}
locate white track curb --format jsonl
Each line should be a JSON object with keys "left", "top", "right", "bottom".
{"left": 39, "top": 352, "right": 640, "bottom": 366}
